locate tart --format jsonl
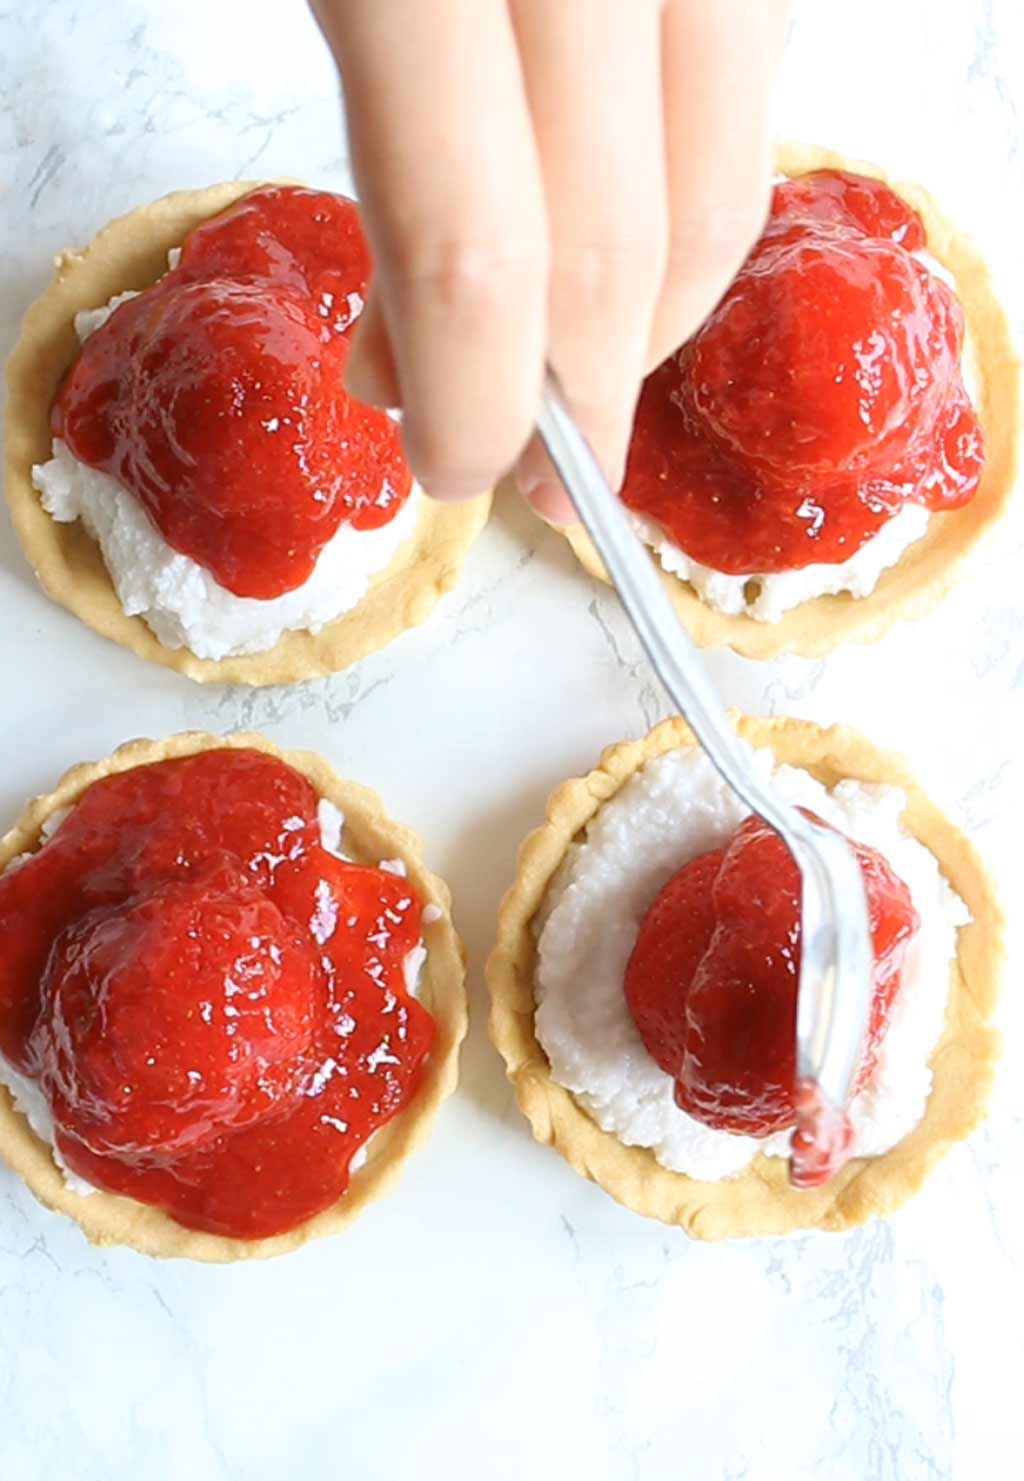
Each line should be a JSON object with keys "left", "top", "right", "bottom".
{"left": 5, "top": 182, "right": 491, "bottom": 685}
{"left": 487, "top": 715, "right": 1002, "bottom": 1238}
{"left": 0, "top": 731, "right": 466, "bottom": 1261}
{"left": 562, "top": 144, "right": 1019, "bottom": 659}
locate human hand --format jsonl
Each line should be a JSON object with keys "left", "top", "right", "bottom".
{"left": 311, "top": 0, "right": 790, "bottom": 522}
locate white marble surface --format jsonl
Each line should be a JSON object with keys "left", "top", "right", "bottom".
{"left": 1, "top": 2, "right": 1023, "bottom": 1477}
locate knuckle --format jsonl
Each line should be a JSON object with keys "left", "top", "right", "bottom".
{"left": 666, "top": 200, "right": 769, "bottom": 283}
{"left": 392, "top": 235, "right": 547, "bottom": 316}
{"left": 552, "top": 236, "right": 665, "bottom": 308}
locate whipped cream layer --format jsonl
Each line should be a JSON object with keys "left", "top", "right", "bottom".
{"left": 632, "top": 503, "right": 930, "bottom": 623}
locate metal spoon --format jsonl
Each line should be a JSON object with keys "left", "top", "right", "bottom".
{"left": 537, "top": 369, "right": 872, "bottom": 1187}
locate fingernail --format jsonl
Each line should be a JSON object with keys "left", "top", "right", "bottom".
{"left": 415, "top": 467, "right": 492, "bottom": 502}
{"left": 518, "top": 474, "right": 576, "bottom": 527}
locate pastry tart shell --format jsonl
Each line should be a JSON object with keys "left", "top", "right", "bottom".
{"left": 562, "top": 144, "right": 1019, "bottom": 659}
{"left": 487, "top": 714, "right": 1002, "bottom": 1238}
{"left": 4, "top": 182, "right": 491, "bottom": 686}
{"left": 0, "top": 731, "right": 467, "bottom": 1262}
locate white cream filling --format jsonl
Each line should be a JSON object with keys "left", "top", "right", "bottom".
{"left": 633, "top": 504, "right": 930, "bottom": 623}
{"left": 634, "top": 246, "right": 976, "bottom": 622}
{"left": 0, "top": 798, "right": 430, "bottom": 1195}
{"left": 31, "top": 264, "right": 419, "bottom": 661}
{"left": 533, "top": 742, "right": 968, "bottom": 1183}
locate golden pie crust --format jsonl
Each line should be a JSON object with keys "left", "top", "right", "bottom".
{"left": 562, "top": 143, "right": 1020, "bottom": 659}
{"left": 4, "top": 182, "right": 492, "bottom": 686}
{"left": 0, "top": 731, "right": 467, "bottom": 1262}
{"left": 487, "top": 715, "right": 1003, "bottom": 1238}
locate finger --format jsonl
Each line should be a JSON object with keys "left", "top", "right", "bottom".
{"left": 314, "top": 0, "right": 548, "bottom": 501}
{"left": 344, "top": 290, "right": 401, "bottom": 409}
{"left": 516, "top": 431, "right": 577, "bottom": 525}
{"left": 510, "top": 0, "right": 667, "bottom": 517}
{"left": 648, "top": 0, "right": 790, "bottom": 369}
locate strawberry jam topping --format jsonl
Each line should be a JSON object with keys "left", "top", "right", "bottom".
{"left": 53, "top": 186, "right": 412, "bottom": 600}
{"left": 0, "top": 749, "right": 434, "bottom": 1239}
{"left": 624, "top": 811, "right": 918, "bottom": 1141}
{"left": 621, "top": 170, "right": 983, "bottom": 574}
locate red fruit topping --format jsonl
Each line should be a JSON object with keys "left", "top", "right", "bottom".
{"left": 0, "top": 749, "right": 433, "bottom": 1239}
{"left": 790, "top": 1080, "right": 857, "bottom": 1189}
{"left": 625, "top": 811, "right": 918, "bottom": 1139}
{"left": 54, "top": 186, "right": 411, "bottom": 599}
{"left": 621, "top": 170, "right": 982, "bottom": 574}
